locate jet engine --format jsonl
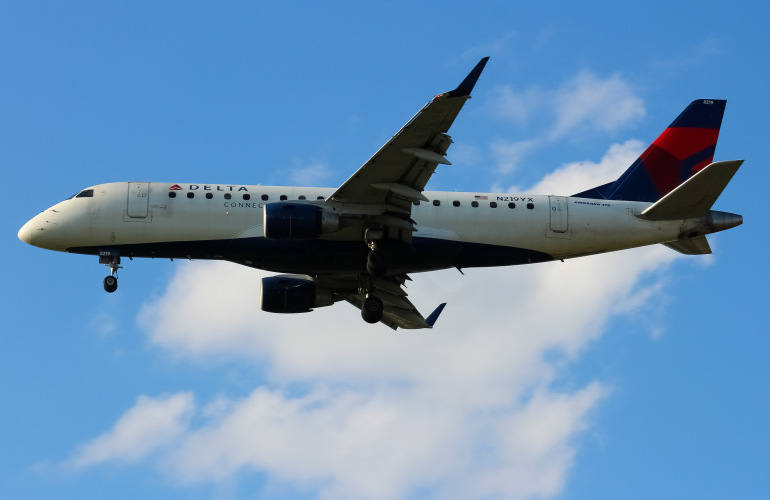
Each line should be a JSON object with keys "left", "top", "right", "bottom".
{"left": 260, "top": 275, "right": 334, "bottom": 313}
{"left": 263, "top": 202, "right": 339, "bottom": 240}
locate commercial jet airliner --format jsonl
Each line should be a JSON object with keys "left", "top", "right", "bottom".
{"left": 18, "top": 58, "right": 743, "bottom": 329}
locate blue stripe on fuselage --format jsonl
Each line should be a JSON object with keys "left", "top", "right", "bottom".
{"left": 66, "top": 236, "right": 553, "bottom": 274}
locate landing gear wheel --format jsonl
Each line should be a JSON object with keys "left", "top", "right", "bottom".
{"left": 103, "top": 275, "right": 118, "bottom": 293}
{"left": 361, "top": 296, "right": 384, "bottom": 324}
{"left": 366, "top": 249, "right": 389, "bottom": 277}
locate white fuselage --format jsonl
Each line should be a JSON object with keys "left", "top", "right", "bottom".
{"left": 19, "top": 181, "right": 687, "bottom": 275}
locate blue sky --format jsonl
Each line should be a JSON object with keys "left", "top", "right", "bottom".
{"left": 2, "top": 2, "right": 768, "bottom": 499}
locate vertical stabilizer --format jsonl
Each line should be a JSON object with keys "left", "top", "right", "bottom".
{"left": 575, "top": 99, "right": 726, "bottom": 202}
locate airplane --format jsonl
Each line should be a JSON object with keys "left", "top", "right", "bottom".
{"left": 18, "top": 57, "right": 743, "bottom": 330}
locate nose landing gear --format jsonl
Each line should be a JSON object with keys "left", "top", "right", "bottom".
{"left": 103, "top": 275, "right": 118, "bottom": 293}
{"left": 99, "top": 251, "right": 122, "bottom": 293}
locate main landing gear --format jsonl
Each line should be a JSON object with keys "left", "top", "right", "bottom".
{"left": 360, "top": 230, "right": 389, "bottom": 324}
{"left": 99, "top": 253, "right": 122, "bottom": 293}
{"left": 361, "top": 293, "right": 384, "bottom": 324}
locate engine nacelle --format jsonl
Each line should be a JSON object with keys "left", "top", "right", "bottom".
{"left": 260, "top": 275, "right": 334, "bottom": 314}
{"left": 263, "top": 202, "right": 339, "bottom": 240}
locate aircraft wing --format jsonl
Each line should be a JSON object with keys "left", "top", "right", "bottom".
{"left": 344, "top": 274, "right": 446, "bottom": 330}
{"left": 316, "top": 59, "right": 486, "bottom": 329}
{"left": 327, "top": 57, "right": 489, "bottom": 243}
{"left": 313, "top": 274, "right": 446, "bottom": 330}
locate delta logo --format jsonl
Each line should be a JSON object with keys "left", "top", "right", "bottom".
{"left": 169, "top": 184, "right": 183, "bottom": 190}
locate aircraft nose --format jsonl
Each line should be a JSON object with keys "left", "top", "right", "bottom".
{"left": 18, "top": 217, "right": 38, "bottom": 246}
{"left": 18, "top": 211, "right": 67, "bottom": 250}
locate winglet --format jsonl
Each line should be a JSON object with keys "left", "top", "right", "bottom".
{"left": 445, "top": 57, "right": 489, "bottom": 98}
{"left": 425, "top": 303, "right": 447, "bottom": 328}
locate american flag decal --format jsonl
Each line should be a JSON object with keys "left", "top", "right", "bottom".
{"left": 474, "top": 195, "right": 488, "bottom": 200}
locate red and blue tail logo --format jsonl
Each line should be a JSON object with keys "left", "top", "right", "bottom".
{"left": 575, "top": 99, "right": 726, "bottom": 203}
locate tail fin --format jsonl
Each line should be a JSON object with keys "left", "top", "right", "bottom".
{"left": 574, "top": 99, "right": 726, "bottom": 202}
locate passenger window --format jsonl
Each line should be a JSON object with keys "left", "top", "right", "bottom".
{"left": 243, "top": 194, "right": 251, "bottom": 200}
{"left": 168, "top": 192, "right": 176, "bottom": 199}
{"left": 262, "top": 194, "right": 269, "bottom": 201}
{"left": 187, "top": 192, "right": 194, "bottom": 199}
{"left": 280, "top": 195, "right": 287, "bottom": 201}
{"left": 490, "top": 202, "right": 497, "bottom": 208}
{"left": 471, "top": 201, "right": 478, "bottom": 207}
{"left": 508, "top": 202, "right": 516, "bottom": 209}
{"left": 527, "top": 202, "right": 534, "bottom": 209}
{"left": 413, "top": 200, "right": 420, "bottom": 206}
{"left": 224, "top": 193, "right": 232, "bottom": 200}
{"left": 205, "top": 193, "right": 213, "bottom": 199}
{"left": 453, "top": 200, "right": 461, "bottom": 207}
{"left": 76, "top": 189, "right": 94, "bottom": 198}
{"left": 298, "top": 195, "right": 306, "bottom": 200}
{"left": 317, "top": 196, "right": 325, "bottom": 200}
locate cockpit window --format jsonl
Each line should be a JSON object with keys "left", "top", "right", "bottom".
{"left": 75, "top": 189, "right": 94, "bottom": 198}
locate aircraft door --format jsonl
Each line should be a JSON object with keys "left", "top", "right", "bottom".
{"left": 127, "top": 182, "right": 150, "bottom": 218}
{"left": 549, "top": 196, "right": 569, "bottom": 233}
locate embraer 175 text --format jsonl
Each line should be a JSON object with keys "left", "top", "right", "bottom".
{"left": 18, "top": 58, "right": 743, "bottom": 329}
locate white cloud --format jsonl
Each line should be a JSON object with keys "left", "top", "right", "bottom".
{"left": 160, "top": 382, "right": 608, "bottom": 500}
{"left": 289, "top": 162, "right": 332, "bottom": 186}
{"left": 549, "top": 71, "right": 645, "bottom": 140}
{"left": 491, "top": 138, "right": 540, "bottom": 174}
{"left": 487, "top": 70, "right": 645, "bottom": 173}
{"left": 67, "top": 393, "right": 194, "bottom": 468}
{"left": 70, "top": 144, "right": 683, "bottom": 499}
{"left": 490, "top": 84, "right": 544, "bottom": 125}
{"left": 447, "top": 142, "right": 483, "bottom": 169}
{"left": 526, "top": 139, "right": 644, "bottom": 195}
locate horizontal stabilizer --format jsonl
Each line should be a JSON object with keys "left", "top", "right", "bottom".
{"left": 663, "top": 235, "right": 712, "bottom": 255}
{"left": 639, "top": 160, "right": 743, "bottom": 221}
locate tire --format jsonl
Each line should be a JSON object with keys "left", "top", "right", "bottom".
{"left": 361, "top": 296, "right": 384, "bottom": 324}
{"left": 366, "top": 249, "right": 388, "bottom": 277}
{"left": 103, "top": 275, "right": 118, "bottom": 293}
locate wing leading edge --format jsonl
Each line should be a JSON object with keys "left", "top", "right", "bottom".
{"left": 328, "top": 57, "right": 489, "bottom": 243}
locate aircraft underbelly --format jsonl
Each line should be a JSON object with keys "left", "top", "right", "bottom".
{"left": 66, "top": 234, "right": 554, "bottom": 274}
